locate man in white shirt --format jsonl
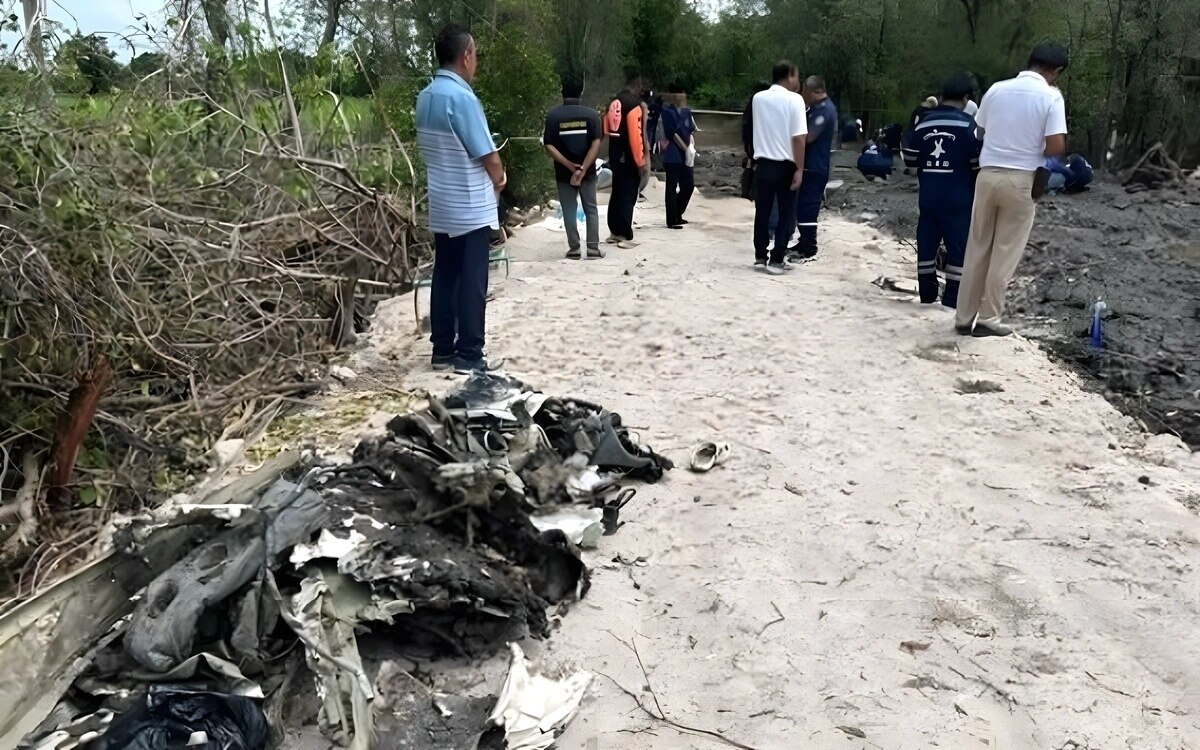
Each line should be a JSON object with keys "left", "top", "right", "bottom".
{"left": 751, "top": 61, "right": 807, "bottom": 275}
{"left": 955, "top": 42, "right": 1069, "bottom": 337}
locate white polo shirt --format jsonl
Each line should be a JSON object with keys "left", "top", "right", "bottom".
{"left": 751, "top": 84, "right": 807, "bottom": 162}
{"left": 976, "top": 70, "right": 1067, "bottom": 172}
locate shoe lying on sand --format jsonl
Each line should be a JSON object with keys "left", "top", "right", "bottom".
{"left": 689, "top": 442, "right": 731, "bottom": 472}
{"left": 566, "top": 248, "right": 581, "bottom": 259}
{"left": 587, "top": 247, "right": 605, "bottom": 259}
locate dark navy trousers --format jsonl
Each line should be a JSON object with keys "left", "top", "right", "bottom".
{"left": 794, "top": 169, "right": 828, "bottom": 254}
{"left": 916, "top": 197, "right": 971, "bottom": 307}
{"left": 431, "top": 226, "right": 491, "bottom": 361}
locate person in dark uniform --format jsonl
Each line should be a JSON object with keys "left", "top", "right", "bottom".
{"left": 902, "top": 74, "right": 981, "bottom": 307}
{"left": 647, "top": 91, "right": 663, "bottom": 163}
{"left": 841, "top": 116, "right": 862, "bottom": 144}
{"left": 789, "top": 75, "right": 837, "bottom": 261}
{"left": 1046, "top": 153, "right": 1094, "bottom": 192}
{"left": 857, "top": 137, "right": 893, "bottom": 180}
{"left": 880, "top": 122, "right": 903, "bottom": 153}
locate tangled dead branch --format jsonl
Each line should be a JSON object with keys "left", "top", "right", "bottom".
{"left": 0, "top": 90, "right": 426, "bottom": 585}
{"left": 1122, "top": 142, "right": 1187, "bottom": 188}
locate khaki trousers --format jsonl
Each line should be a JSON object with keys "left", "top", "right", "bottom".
{"left": 955, "top": 167, "right": 1037, "bottom": 328}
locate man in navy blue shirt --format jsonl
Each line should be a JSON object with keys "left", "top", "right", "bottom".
{"left": 902, "top": 74, "right": 982, "bottom": 307}
{"left": 789, "top": 76, "right": 837, "bottom": 261}
{"left": 1046, "top": 153, "right": 1093, "bottom": 192}
{"left": 660, "top": 86, "right": 696, "bottom": 228}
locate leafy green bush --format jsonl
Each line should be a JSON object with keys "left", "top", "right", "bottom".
{"left": 0, "top": 64, "right": 33, "bottom": 111}
{"left": 377, "top": 77, "right": 425, "bottom": 142}
{"left": 498, "top": 140, "right": 555, "bottom": 207}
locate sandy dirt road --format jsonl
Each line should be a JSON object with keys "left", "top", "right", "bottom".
{"left": 355, "top": 180, "right": 1200, "bottom": 749}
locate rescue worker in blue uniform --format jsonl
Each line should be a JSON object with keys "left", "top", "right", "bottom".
{"left": 857, "top": 137, "right": 893, "bottom": 180}
{"left": 790, "top": 75, "right": 838, "bottom": 260}
{"left": 902, "top": 74, "right": 982, "bottom": 308}
{"left": 1046, "top": 153, "right": 1094, "bottom": 193}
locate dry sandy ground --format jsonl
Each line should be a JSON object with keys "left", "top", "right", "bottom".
{"left": 352, "top": 179, "right": 1200, "bottom": 749}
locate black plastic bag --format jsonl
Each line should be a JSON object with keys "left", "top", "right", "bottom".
{"left": 87, "top": 688, "right": 267, "bottom": 750}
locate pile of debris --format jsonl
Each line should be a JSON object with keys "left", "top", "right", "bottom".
{"left": 16, "top": 374, "right": 671, "bottom": 749}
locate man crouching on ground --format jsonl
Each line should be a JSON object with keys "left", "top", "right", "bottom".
{"left": 417, "top": 25, "right": 506, "bottom": 373}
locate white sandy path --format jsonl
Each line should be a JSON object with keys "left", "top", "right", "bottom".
{"left": 353, "top": 180, "right": 1200, "bottom": 749}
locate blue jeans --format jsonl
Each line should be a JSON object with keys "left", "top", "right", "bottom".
{"left": 431, "top": 226, "right": 491, "bottom": 362}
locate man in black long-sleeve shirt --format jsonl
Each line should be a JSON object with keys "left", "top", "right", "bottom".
{"left": 741, "top": 81, "right": 770, "bottom": 159}
{"left": 740, "top": 81, "right": 770, "bottom": 201}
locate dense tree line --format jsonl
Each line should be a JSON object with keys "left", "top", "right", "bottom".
{"left": 4, "top": 0, "right": 1197, "bottom": 169}
{"left": 284, "top": 0, "right": 1199, "bottom": 166}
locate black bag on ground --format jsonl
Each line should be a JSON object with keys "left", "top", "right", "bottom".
{"left": 1032, "top": 167, "right": 1051, "bottom": 200}
{"left": 740, "top": 158, "right": 755, "bottom": 201}
{"left": 87, "top": 688, "right": 267, "bottom": 750}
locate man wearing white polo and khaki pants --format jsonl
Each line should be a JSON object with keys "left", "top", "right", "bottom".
{"left": 956, "top": 42, "right": 1069, "bottom": 337}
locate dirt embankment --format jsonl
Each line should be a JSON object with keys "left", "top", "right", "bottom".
{"left": 697, "top": 146, "right": 1200, "bottom": 449}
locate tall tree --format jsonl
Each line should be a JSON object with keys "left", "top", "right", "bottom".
{"left": 321, "top": 0, "right": 345, "bottom": 47}
{"left": 623, "top": 0, "right": 685, "bottom": 82}
{"left": 554, "top": 0, "right": 629, "bottom": 87}
{"left": 200, "top": 0, "right": 231, "bottom": 49}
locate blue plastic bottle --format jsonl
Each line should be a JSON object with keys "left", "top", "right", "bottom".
{"left": 1089, "top": 299, "right": 1106, "bottom": 348}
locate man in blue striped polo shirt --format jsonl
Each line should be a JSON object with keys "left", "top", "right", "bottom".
{"left": 416, "top": 25, "right": 507, "bottom": 373}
